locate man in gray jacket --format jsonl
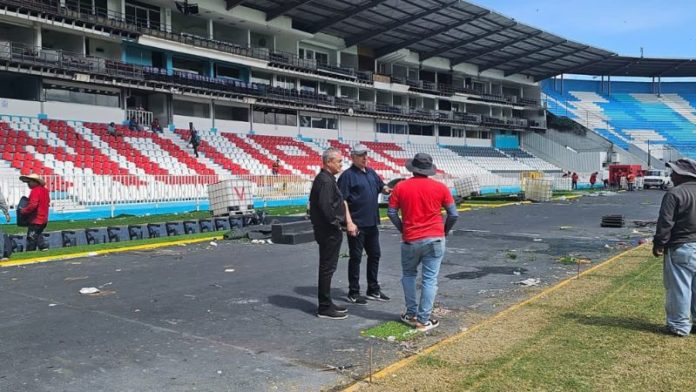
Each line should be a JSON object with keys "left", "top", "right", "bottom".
{"left": 0, "top": 187, "right": 11, "bottom": 260}
{"left": 653, "top": 159, "right": 696, "bottom": 336}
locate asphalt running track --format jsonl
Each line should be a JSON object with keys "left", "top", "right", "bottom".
{"left": 0, "top": 190, "right": 663, "bottom": 391}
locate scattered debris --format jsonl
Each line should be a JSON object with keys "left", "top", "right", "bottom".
{"left": 387, "top": 336, "right": 396, "bottom": 342}
{"left": 98, "top": 282, "right": 113, "bottom": 288}
{"left": 633, "top": 220, "right": 657, "bottom": 228}
{"left": 322, "top": 364, "right": 355, "bottom": 372}
{"left": 210, "top": 241, "right": 218, "bottom": 247}
{"left": 134, "top": 309, "right": 140, "bottom": 312}
{"left": 224, "top": 268, "right": 235, "bottom": 272}
{"left": 79, "top": 287, "right": 100, "bottom": 295}
{"left": 513, "top": 271, "right": 522, "bottom": 276}
{"left": 87, "top": 252, "right": 98, "bottom": 257}
{"left": 48, "top": 303, "right": 57, "bottom": 307}
{"left": 516, "top": 278, "right": 540, "bottom": 286}
{"left": 333, "top": 348, "right": 356, "bottom": 353}
{"left": 64, "top": 276, "right": 89, "bottom": 281}
{"left": 533, "top": 238, "right": 543, "bottom": 242}
{"left": 559, "top": 226, "right": 573, "bottom": 230}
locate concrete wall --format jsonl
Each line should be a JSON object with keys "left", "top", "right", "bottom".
{"left": 340, "top": 116, "right": 374, "bottom": 141}
{"left": 173, "top": 115, "right": 212, "bottom": 131}
{"left": 0, "top": 98, "right": 42, "bottom": 117}
{"left": 214, "top": 119, "right": 250, "bottom": 133}
{"left": 253, "top": 123, "right": 297, "bottom": 137}
{"left": 43, "top": 101, "right": 124, "bottom": 123}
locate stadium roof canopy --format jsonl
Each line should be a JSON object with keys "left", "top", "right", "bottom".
{"left": 227, "top": 0, "right": 696, "bottom": 80}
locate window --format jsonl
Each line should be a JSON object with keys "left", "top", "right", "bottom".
{"left": 173, "top": 100, "right": 210, "bottom": 117}
{"left": 251, "top": 71, "right": 272, "bottom": 86}
{"left": 216, "top": 65, "right": 241, "bottom": 80}
{"left": 301, "top": 114, "right": 337, "bottom": 129}
{"left": 125, "top": 0, "right": 160, "bottom": 29}
{"left": 438, "top": 126, "right": 451, "bottom": 137}
{"left": 254, "top": 108, "right": 298, "bottom": 126}
{"left": 215, "top": 105, "right": 248, "bottom": 121}
{"left": 299, "top": 48, "right": 329, "bottom": 64}
{"left": 481, "top": 131, "right": 490, "bottom": 139}
{"left": 275, "top": 76, "right": 296, "bottom": 90}
{"left": 44, "top": 84, "right": 119, "bottom": 107}
{"left": 466, "top": 130, "right": 479, "bottom": 138}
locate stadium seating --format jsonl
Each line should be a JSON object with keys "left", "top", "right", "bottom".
{"left": 0, "top": 115, "right": 567, "bottom": 206}
{"left": 541, "top": 79, "right": 696, "bottom": 158}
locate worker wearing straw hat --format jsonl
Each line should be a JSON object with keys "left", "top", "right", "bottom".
{"left": 19, "top": 174, "right": 50, "bottom": 251}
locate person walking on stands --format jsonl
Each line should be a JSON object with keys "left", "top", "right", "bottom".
{"left": 338, "top": 144, "right": 392, "bottom": 304}
{"left": 310, "top": 148, "right": 358, "bottom": 320}
{"left": 272, "top": 159, "right": 281, "bottom": 175}
{"left": 571, "top": 172, "right": 579, "bottom": 190}
{"left": 19, "top": 174, "right": 50, "bottom": 252}
{"left": 189, "top": 123, "right": 200, "bottom": 158}
{"left": 0, "top": 185, "right": 11, "bottom": 260}
{"left": 387, "top": 153, "right": 459, "bottom": 332}
{"left": 653, "top": 159, "right": 696, "bottom": 336}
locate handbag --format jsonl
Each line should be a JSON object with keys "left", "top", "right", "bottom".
{"left": 16, "top": 196, "right": 30, "bottom": 227}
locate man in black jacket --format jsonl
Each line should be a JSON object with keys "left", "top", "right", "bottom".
{"left": 310, "top": 148, "right": 357, "bottom": 319}
{"left": 654, "top": 159, "right": 696, "bottom": 336}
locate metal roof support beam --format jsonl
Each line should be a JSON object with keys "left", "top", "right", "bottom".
{"left": 308, "top": 0, "right": 389, "bottom": 34}
{"left": 420, "top": 23, "right": 517, "bottom": 62}
{"left": 344, "top": 1, "right": 458, "bottom": 47}
{"left": 478, "top": 40, "right": 565, "bottom": 72}
{"left": 225, "top": 0, "right": 245, "bottom": 11}
{"left": 451, "top": 31, "right": 543, "bottom": 65}
{"left": 602, "top": 58, "right": 641, "bottom": 75}
{"left": 266, "top": 0, "right": 315, "bottom": 21}
{"left": 504, "top": 45, "right": 589, "bottom": 76}
{"left": 655, "top": 59, "right": 693, "bottom": 77}
{"left": 374, "top": 10, "right": 491, "bottom": 57}
{"left": 532, "top": 55, "right": 614, "bottom": 81}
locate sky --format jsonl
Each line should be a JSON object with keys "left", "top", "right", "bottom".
{"left": 471, "top": 0, "right": 696, "bottom": 59}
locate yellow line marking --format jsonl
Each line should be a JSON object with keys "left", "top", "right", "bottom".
{"left": 0, "top": 235, "right": 224, "bottom": 268}
{"left": 342, "top": 244, "right": 647, "bottom": 391}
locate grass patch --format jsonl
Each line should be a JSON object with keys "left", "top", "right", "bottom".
{"left": 4, "top": 231, "right": 224, "bottom": 261}
{"left": 361, "top": 321, "right": 419, "bottom": 342}
{"left": 355, "top": 247, "right": 691, "bottom": 391}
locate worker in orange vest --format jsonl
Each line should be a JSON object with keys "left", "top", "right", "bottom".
{"left": 627, "top": 173, "right": 636, "bottom": 191}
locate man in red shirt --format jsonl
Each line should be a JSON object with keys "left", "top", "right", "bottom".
{"left": 589, "top": 172, "right": 598, "bottom": 189}
{"left": 387, "top": 153, "right": 458, "bottom": 332}
{"left": 19, "top": 174, "right": 50, "bottom": 251}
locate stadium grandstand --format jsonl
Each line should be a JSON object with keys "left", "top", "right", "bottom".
{"left": 0, "top": 0, "right": 694, "bottom": 220}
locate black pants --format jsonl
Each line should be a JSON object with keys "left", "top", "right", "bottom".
{"left": 315, "top": 226, "right": 343, "bottom": 312}
{"left": 572, "top": 181, "right": 577, "bottom": 190}
{"left": 347, "top": 225, "right": 381, "bottom": 296}
{"left": 192, "top": 144, "right": 199, "bottom": 157}
{"left": 26, "top": 223, "right": 48, "bottom": 251}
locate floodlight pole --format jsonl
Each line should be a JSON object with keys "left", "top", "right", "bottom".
{"left": 647, "top": 139, "right": 651, "bottom": 168}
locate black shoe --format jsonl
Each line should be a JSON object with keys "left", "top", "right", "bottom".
{"left": 332, "top": 304, "right": 348, "bottom": 313}
{"left": 664, "top": 326, "right": 688, "bottom": 337}
{"left": 366, "top": 291, "right": 390, "bottom": 302}
{"left": 317, "top": 309, "right": 348, "bottom": 320}
{"left": 347, "top": 294, "right": 368, "bottom": 305}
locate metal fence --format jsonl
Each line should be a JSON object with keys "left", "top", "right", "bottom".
{"left": 0, "top": 170, "right": 578, "bottom": 217}
{"left": 0, "top": 174, "right": 312, "bottom": 213}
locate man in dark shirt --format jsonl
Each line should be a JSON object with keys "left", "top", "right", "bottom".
{"left": 338, "top": 144, "right": 391, "bottom": 304}
{"left": 310, "top": 148, "right": 357, "bottom": 320}
{"left": 653, "top": 159, "right": 696, "bottom": 336}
